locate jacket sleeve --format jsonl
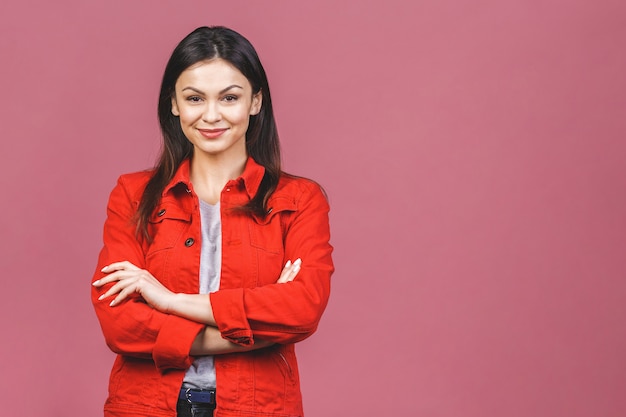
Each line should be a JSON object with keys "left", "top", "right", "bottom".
{"left": 91, "top": 175, "right": 204, "bottom": 371}
{"left": 210, "top": 180, "right": 334, "bottom": 345}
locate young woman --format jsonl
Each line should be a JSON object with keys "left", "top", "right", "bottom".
{"left": 91, "top": 26, "right": 333, "bottom": 417}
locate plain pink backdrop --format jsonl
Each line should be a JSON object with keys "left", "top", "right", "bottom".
{"left": 1, "top": 1, "right": 625, "bottom": 416}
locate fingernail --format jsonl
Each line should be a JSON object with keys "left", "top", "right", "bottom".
{"left": 109, "top": 300, "right": 116, "bottom": 307}
{"left": 92, "top": 280, "right": 100, "bottom": 286}
{"left": 101, "top": 266, "right": 109, "bottom": 272}
{"left": 285, "top": 260, "right": 292, "bottom": 267}
{"left": 294, "top": 258, "right": 302, "bottom": 266}
{"left": 98, "top": 294, "right": 104, "bottom": 301}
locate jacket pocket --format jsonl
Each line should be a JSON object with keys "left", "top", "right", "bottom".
{"left": 248, "top": 197, "right": 296, "bottom": 253}
{"left": 246, "top": 346, "right": 300, "bottom": 413}
{"left": 249, "top": 220, "right": 285, "bottom": 255}
{"left": 275, "top": 351, "right": 296, "bottom": 383}
{"left": 248, "top": 200, "right": 296, "bottom": 286}
{"left": 146, "top": 202, "right": 192, "bottom": 255}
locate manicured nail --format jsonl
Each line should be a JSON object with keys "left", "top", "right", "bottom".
{"left": 294, "top": 258, "right": 302, "bottom": 266}
{"left": 98, "top": 294, "right": 104, "bottom": 300}
{"left": 293, "top": 264, "right": 301, "bottom": 273}
{"left": 101, "top": 266, "right": 109, "bottom": 272}
{"left": 92, "top": 280, "right": 100, "bottom": 286}
{"left": 285, "top": 260, "right": 292, "bottom": 268}
{"left": 109, "top": 300, "right": 116, "bottom": 307}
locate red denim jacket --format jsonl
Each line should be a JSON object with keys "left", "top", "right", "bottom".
{"left": 91, "top": 157, "right": 333, "bottom": 417}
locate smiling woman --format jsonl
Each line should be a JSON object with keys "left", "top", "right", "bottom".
{"left": 90, "top": 26, "right": 333, "bottom": 417}
{"left": 170, "top": 59, "right": 262, "bottom": 192}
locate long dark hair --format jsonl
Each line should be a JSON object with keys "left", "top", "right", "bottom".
{"left": 136, "top": 26, "right": 281, "bottom": 240}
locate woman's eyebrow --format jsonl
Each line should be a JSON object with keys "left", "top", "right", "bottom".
{"left": 181, "top": 86, "right": 205, "bottom": 95}
{"left": 219, "top": 84, "right": 244, "bottom": 94}
{"left": 181, "top": 85, "right": 244, "bottom": 95}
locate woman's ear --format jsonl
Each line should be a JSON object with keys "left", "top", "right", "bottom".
{"left": 250, "top": 91, "right": 263, "bottom": 116}
{"left": 171, "top": 97, "right": 180, "bottom": 116}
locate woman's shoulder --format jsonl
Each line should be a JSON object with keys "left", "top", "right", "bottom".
{"left": 273, "top": 173, "right": 328, "bottom": 206}
{"left": 111, "top": 169, "right": 155, "bottom": 200}
{"left": 118, "top": 169, "right": 154, "bottom": 183}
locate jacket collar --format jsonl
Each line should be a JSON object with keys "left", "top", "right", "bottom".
{"left": 162, "top": 156, "right": 266, "bottom": 199}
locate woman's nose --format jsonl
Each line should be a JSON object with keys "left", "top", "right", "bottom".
{"left": 202, "top": 102, "right": 221, "bottom": 123}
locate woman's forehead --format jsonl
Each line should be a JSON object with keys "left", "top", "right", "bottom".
{"left": 177, "top": 59, "right": 251, "bottom": 90}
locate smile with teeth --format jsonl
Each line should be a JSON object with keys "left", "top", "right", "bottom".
{"left": 198, "top": 128, "right": 228, "bottom": 139}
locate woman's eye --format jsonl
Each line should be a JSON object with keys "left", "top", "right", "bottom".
{"left": 186, "top": 96, "right": 203, "bottom": 103}
{"left": 222, "top": 95, "right": 238, "bottom": 102}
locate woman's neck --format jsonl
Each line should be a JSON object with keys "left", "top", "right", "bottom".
{"left": 189, "top": 152, "right": 248, "bottom": 205}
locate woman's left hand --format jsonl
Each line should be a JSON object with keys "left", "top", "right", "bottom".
{"left": 93, "top": 261, "right": 174, "bottom": 311}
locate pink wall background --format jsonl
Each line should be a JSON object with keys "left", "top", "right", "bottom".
{"left": 1, "top": 1, "right": 625, "bottom": 416}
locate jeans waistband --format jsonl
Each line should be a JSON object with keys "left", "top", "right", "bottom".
{"left": 179, "top": 388, "right": 216, "bottom": 404}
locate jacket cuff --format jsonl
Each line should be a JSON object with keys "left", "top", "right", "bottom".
{"left": 210, "top": 289, "right": 254, "bottom": 346}
{"left": 153, "top": 314, "right": 204, "bottom": 371}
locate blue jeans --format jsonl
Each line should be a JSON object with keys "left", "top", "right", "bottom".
{"left": 176, "top": 398, "right": 215, "bottom": 417}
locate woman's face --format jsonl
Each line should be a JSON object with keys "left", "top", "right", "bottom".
{"left": 171, "top": 59, "right": 262, "bottom": 162}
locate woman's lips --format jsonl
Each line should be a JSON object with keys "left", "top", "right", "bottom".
{"left": 198, "top": 128, "right": 228, "bottom": 139}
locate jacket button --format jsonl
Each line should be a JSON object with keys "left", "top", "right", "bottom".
{"left": 184, "top": 238, "right": 195, "bottom": 247}
{"left": 157, "top": 209, "right": 166, "bottom": 217}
